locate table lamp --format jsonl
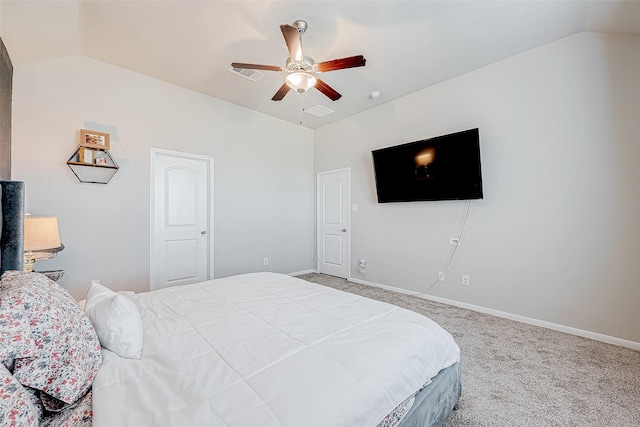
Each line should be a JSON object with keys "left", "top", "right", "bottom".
{"left": 23, "top": 215, "right": 63, "bottom": 272}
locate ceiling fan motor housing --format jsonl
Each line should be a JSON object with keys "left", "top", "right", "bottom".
{"left": 285, "top": 57, "right": 316, "bottom": 73}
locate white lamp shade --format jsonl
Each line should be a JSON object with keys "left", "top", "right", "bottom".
{"left": 24, "top": 216, "right": 61, "bottom": 251}
{"left": 285, "top": 72, "right": 317, "bottom": 93}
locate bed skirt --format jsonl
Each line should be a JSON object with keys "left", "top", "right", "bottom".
{"left": 398, "top": 361, "right": 461, "bottom": 427}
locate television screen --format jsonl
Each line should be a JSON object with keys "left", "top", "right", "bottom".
{"left": 372, "top": 128, "right": 483, "bottom": 203}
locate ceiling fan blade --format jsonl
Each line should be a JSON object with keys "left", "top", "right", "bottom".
{"left": 280, "top": 24, "right": 303, "bottom": 62}
{"left": 271, "top": 82, "right": 291, "bottom": 101}
{"left": 316, "top": 55, "right": 366, "bottom": 72}
{"left": 231, "top": 62, "right": 283, "bottom": 72}
{"left": 315, "top": 79, "right": 342, "bottom": 101}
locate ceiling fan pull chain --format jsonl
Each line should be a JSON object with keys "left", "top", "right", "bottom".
{"left": 299, "top": 92, "right": 305, "bottom": 125}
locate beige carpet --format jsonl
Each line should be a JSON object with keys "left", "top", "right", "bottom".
{"left": 297, "top": 273, "right": 640, "bottom": 427}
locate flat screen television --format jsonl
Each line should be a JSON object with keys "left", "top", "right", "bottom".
{"left": 372, "top": 128, "right": 483, "bottom": 203}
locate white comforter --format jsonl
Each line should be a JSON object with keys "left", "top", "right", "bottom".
{"left": 92, "top": 273, "right": 460, "bottom": 427}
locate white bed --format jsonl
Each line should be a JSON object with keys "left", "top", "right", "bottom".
{"left": 91, "top": 272, "right": 460, "bottom": 426}
{"left": 1, "top": 182, "right": 459, "bottom": 426}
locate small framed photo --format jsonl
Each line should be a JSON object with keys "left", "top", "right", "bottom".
{"left": 79, "top": 147, "right": 94, "bottom": 164}
{"left": 80, "top": 129, "right": 110, "bottom": 150}
{"left": 95, "top": 156, "right": 108, "bottom": 165}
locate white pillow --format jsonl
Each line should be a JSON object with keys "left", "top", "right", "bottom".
{"left": 84, "top": 281, "right": 143, "bottom": 359}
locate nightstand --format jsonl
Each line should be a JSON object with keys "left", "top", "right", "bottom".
{"left": 39, "top": 270, "right": 65, "bottom": 282}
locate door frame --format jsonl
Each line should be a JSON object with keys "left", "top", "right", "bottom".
{"left": 316, "top": 167, "right": 351, "bottom": 279}
{"left": 150, "top": 148, "right": 215, "bottom": 290}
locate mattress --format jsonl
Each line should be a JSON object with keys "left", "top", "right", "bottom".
{"left": 91, "top": 272, "right": 460, "bottom": 426}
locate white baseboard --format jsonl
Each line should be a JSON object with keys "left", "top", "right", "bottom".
{"left": 349, "top": 277, "right": 640, "bottom": 351}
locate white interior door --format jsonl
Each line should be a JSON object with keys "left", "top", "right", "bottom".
{"left": 151, "top": 149, "right": 213, "bottom": 290}
{"left": 317, "top": 168, "right": 350, "bottom": 278}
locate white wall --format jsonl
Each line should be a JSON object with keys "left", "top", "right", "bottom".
{"left": 12, "top": 56, "right": 315, "bottom": 298}
{"left": 314, "top": 32, "right": 640, "bottom": 343}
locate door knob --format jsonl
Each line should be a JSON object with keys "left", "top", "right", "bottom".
{"left": 201, "top": 231, "right": 207, "bottom": 235}
{"left": 341, "top": 228, "right": 347, "bottom": 232}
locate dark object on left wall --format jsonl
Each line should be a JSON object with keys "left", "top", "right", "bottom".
{"left": 0, "top": 36, "right": 13, "bottom": 181}
{"left": 0, "top": 180, "right": 25, "bottom": 274}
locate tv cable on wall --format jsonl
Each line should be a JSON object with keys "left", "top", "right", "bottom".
{"left": 418, "top": 199, "right": 472, "bottom": 296}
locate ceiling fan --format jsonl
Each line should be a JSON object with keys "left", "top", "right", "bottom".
{"left": 231, "top": 20, "right": 366, "bottom": 101}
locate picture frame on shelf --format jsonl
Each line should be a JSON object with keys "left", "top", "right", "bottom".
{"left": 80, "top": 129, "right": 110, "bottom": 150}
{"left": 79, "top": 147, "right": 94, "bottom": 164}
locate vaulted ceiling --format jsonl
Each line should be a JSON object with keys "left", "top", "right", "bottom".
{"left": 2, "top": 1, "right": 639, "bottom": 129}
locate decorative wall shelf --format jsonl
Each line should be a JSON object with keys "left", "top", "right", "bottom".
{"left": 67, "top": 147, "right": 119, "bottom": 184}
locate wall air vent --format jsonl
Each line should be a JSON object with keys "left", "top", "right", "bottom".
{"left": 228, "top": 66, "right": 265, "bottom": 82}
{"left": 304, "top": 105, "right": 334, "bottom": 118}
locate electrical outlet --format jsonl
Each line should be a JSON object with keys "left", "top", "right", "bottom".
{"left": 263, "top": 258, "right": 269, "bottom": 266}
{"left": 450, "top": 238, "right": 459, "bottom": 245}
{"left": 462, "top": 275, "right": 470, "bottom": 286}
{"left": 438, "top": 272, "right": 445, "bottom": 281}
{"left": 359, "top": 259, "right": 367, "bottom": 275}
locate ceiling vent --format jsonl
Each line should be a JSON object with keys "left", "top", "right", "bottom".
{"left": 228, "top": 66, "right": 265, "bottom": 82}
{"left": 304, "top": 105, "right": 334, "bottom": 118}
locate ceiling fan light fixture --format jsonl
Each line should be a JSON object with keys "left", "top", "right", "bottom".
{"left": 286, "top": 72, "right": 317, "bottom": 93}
{"left": 232, "top": 20, "right": 366, "bottom": 103}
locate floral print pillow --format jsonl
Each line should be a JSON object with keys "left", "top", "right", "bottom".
{"left": 0, "top": 272, "right": 102, "bottom": 412}
{"left": 0, "top": 363, "right": 38, "bottom": 427}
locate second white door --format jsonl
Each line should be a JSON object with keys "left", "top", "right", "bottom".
{"left": 151, "top": 149, "right": 213, "bottom": 290}
{"left": 317, "top": 168, "right": 350, "bottom": 278}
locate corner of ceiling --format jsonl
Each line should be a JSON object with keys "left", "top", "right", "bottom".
{"left": 0, "top": 0, "right": 83, "bottom": 65}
